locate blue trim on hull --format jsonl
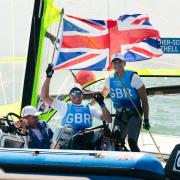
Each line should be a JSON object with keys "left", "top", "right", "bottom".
{"left": 0, "top": 148, "right": 165, "bottom": 179}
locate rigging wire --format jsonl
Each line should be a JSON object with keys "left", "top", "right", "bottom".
{"left": 106, "top": 0, "right": 113, "bottom": 130}
{"left": 106, "top": 0, "right": 110, "bottom": 19}
{"left": 118, "top": 78, "right": 166, "bottom": 162}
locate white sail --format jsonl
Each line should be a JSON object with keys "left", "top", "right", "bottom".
{"left": 0, "top": 0, "right": 34, "bottom": 114}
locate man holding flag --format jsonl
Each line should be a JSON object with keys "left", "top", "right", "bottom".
{"left": 43, "top": 13, "right": 162, "bottom": 150}
{"left": 40, "top": 64, "right": 112, "bottom": 149}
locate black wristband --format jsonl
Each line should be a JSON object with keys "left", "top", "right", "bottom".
{"left": 47, "top": 73, "right": 53, "bottom": 78}
{"left": 99, "top": 102, "right": 105, "bottom": 108}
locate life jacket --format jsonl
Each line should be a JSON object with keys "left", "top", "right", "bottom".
{"left": 109, "top": 70, "right": 141, "bottom": 110}
{"left": 61, "top": 103, "right": 92, "bottom": 134}
{"left": 28, "top": 121, "right": 53, "bottom": 149}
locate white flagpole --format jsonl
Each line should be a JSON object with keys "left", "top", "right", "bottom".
{"left": 51, "top": 8, "right": 64, "bottom": 65}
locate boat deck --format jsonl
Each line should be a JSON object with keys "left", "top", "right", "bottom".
{"left": 139, "top": 132, "right": 179, "bottom": 154}
{"left": 138, "top": 132, "right": 179, "bottom": 163}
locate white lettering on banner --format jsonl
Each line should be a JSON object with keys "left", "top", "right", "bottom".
{"left": 161, "top": 39, "right": 180, "bottom": 46}
{"left": 66, "top": 113, "right": 91, "bottom": 124}
{"left": 160, "top": 38, "right": 180, "bottom": 53}
{"left": 111, "top": 88, "right": 132, "bottom": 98}
{"left": 161, "top": 46, "right": 179, "bottom": 53}
{"left": 173, "top": 151, "right": 180, "bottom": 172}
{"left": 172, "top": 40, "right": 180, "bottom": 45}
{"left": 162, "top": 39, "right": 171, "bottom": 45}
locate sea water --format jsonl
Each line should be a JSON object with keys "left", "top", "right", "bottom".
{"left": 143, "top": 77, "right": 180, "bottom": 136}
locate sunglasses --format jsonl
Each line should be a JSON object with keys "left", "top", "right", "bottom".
{"left": 112, "top": 59, "right": 124, "bottom": 64}
{"left": 70, "top": 90, "right": 83, "bottom": 96}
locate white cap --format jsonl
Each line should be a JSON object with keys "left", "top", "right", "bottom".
{"left": 69, "top": 83, "right": 83, "bottom": 93}
{"left": 21, "top": 106, "right": 42, "bottom": 117}
{"left": 111, "top": 53, "right": 125, "bottom": 61}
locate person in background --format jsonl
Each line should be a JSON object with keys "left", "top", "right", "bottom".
{"left": 21, "top": 105, "right": 54, "bottom": 149}
{"left": 40, "top": 64, "right": 112, "bottom": 148}
{"left": 91, "top": 53, "right": 150, "bottom": 152}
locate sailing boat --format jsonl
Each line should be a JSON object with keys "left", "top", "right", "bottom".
{"left": 0, "top": 0, "right": 180, "bottom": 179}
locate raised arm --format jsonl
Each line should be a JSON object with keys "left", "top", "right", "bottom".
{"left": 40, "top": 64, "right": 54, "bottom": 105}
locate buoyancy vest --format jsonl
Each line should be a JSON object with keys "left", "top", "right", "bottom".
{"left": 61, "top": 103, "right": 92, "bottom": 134}
{"left": 28, "top": 121, "right": 53, "bottom": 149}
{"left": 110, "top": 70, "right": 141, "bottom": 109}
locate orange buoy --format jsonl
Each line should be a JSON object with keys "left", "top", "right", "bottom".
{"left": 75, "top": 71, "right": 96, "bottom": 86}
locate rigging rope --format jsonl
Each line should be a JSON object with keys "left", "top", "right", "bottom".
{"left": 119, "top": 78, "right": 166, "bottom": 162}
{"left": 106, "top": 0, "right": 114, "bottom": 130}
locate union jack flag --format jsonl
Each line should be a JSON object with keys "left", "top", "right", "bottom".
{"left": 53, "top": 14, "right": 163, "bottom": 71}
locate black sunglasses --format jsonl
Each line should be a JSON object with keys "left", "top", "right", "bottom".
{"left": 70, "top": 90, "right": 83, "bottom": 96}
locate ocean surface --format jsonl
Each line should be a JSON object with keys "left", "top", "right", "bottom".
{"left": 142, "top": 77, "right": 180, "bottom": 136}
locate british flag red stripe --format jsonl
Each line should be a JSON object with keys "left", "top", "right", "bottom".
{"left": 53, "top": 14, "right": 163, "bottom": 71}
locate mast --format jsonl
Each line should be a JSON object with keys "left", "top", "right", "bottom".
{"left": 21, "top": 0, "right": 43, "bottom": 108}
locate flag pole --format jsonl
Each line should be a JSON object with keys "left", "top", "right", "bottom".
{"left": 51, "top": 8, "right": 64, "bottom": 64}
{"left": 50, "top": 9, "right": 79, "bottom": 89}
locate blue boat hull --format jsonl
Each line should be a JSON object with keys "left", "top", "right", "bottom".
{"left": 0, "top": 148, "right": 165, "bottom": 179}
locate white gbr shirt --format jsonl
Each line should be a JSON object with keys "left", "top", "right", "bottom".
{"left": 51, "top": 99, "right": 102, "bottom": 122}
{"left": 104, "top": 73, "right": 144, "bottom": 90}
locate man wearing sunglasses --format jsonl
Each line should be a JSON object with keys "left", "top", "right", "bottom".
{"left": 41, "top": 64, "right": 112, "bottom": 148}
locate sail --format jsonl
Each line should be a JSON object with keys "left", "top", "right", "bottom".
{"left": 1, "top": 0, "right": 180, "bottom": 118}
{"left": 22, "top": 0, "right": 61, "bottom": 108}
{"left": 0, "top": 0, "right": 34, "bottom": 115}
